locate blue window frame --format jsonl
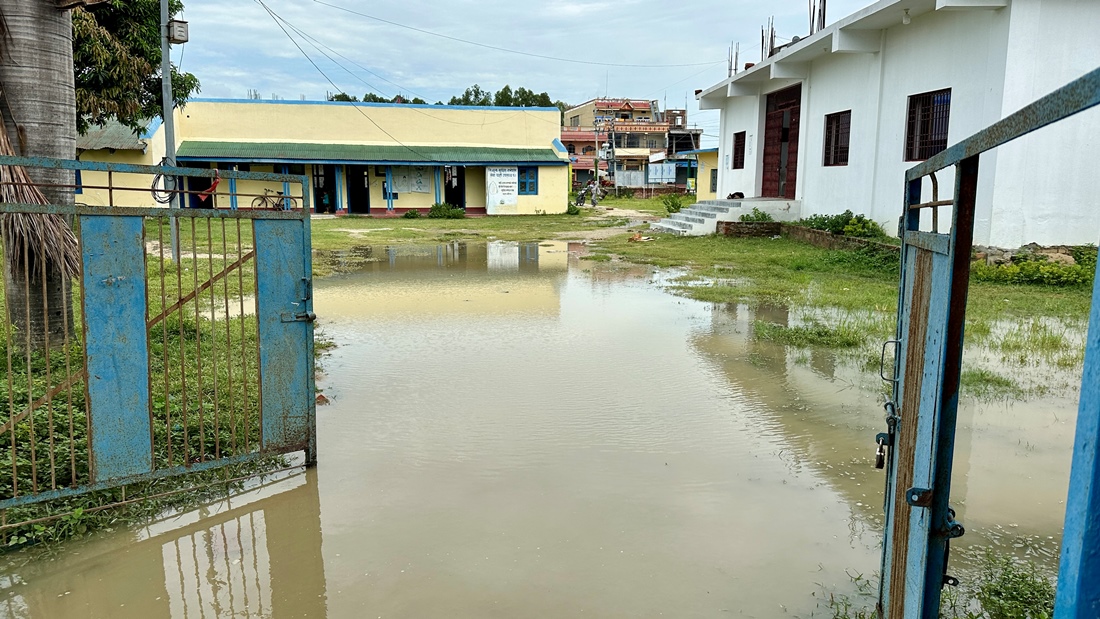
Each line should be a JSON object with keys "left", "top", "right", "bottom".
{"left": 518, "top": 167, "right": 538, "bottom": 195}
{"left": 74, "top": 168, "right": 83, "bottom": 194}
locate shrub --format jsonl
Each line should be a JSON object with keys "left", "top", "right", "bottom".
{"left": 971, "top": 254, "right": 1094, "bottom": 287}
{"left": 1072, "top": 244, "right": 1097, "bottom": 272}
{"left": 402, "top": 209, "right": 421, "bottom": 219}
{"left": 566, "top": 203, "right": 581, "bottom": 216}
{"left": 798, "top": 210, "right": 853, "bottom": 234}
{"left": 427, "top": 203, "right": 465, "bottom": 219}
{"left": 661, "top": 194, "right": 683, "bottom": 214}
{"left": 843, "top": 214, "right": 888, "bottom": 239}
{"left": 971, "top": 551, "right": 1055, "bottom": 619}
{"left": 739, "top": 207, "right": 774, "bottom": 222}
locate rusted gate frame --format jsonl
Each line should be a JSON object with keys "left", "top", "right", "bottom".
{"left": 879, "top": 66, "right": 1100, "bottom": 617}
{"left": 0, "top": 159, "right": 316, "bottom": 517}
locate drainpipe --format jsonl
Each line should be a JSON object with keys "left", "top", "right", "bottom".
{"left": 434, "top": 166, "right": 442, "bottom": 204}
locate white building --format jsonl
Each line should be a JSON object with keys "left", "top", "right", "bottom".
{"left": 698, "top": 0, "right": 1100, "bottom": 248}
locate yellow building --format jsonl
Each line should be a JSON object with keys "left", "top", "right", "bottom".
{"left": 682, "top": 148, "right": 719, "bottom": 201}
{"left": 76, "top": 99, "right": 570, "bottom": 215}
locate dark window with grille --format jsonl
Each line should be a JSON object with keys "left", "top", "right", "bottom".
{"left": 905, "top": 88, "right": 951, "bottom": 161}
{"left": 823, "top": 110, "right": 851, "bottom": 166}
{"left": 732, "top": 131, "right": 746, "bottom": 169}
{"left": 710, "top": 169, "right": 718, "bottom": 192}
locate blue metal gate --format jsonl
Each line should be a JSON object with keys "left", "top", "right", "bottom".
{"left": 0, "top": 156, "right": 315, "bottom": 520}
{"left": 877, "top": 68, "right": 1100, "bottom": 616}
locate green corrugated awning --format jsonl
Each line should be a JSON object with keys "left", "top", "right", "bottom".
{"left": 176, "top": 141, "right": 567, "bottom": 165}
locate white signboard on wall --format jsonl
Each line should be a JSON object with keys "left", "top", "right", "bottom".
{"left": 485, "top": 166, "right": 518, "bottom": 214}
{"left": 392, "top": 166, "right": 430, "bottom": 194}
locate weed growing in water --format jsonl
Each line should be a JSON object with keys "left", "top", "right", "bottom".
{"left": 752, "top": 320, "right": 865, "bottom": 348}
{"left": 818, "top": 551, "right": 1055, "bottom": 619}
{"left": 960, "top": 368, "right": 1026, "bottom": 400}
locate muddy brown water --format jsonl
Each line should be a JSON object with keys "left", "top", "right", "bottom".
{"left": 0, "top": 241, "right": 1079, "bottom": 617}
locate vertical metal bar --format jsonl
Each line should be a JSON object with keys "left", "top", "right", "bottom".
{"left": 142, "top": 221, "right": 153, "bottom": 475}
{"left": 252, "top": 222, "right": 263, "bottom": 451}
{"left": 41, "top": 255, "right": 55, "bottom": 489}
{"left": 160, "top": 218, "right": 172, "bottom": 468}
{"left": 177, "top": 218, "right": 189, "bottom": 466}
{"left": 221, "top": 218, "right": 237, "bottom": 455}
{"left": 229, "top": 176, "right": 238, "bottom": 210}
{"left": 66, "top": 250, "right": 77, "bottom": 486}
{"left": 191, "top": 218, "right": 205, "bottom": 463}
{"left": 5, "top": 235, "right": 16, "bottom": 497}
{"left": 23, "top": 242, "right": 36, "bottom": 492}
{"left": 107, "top": 169, "right": 114, "bottom": 207}
{"left": 236, "top": 219, "right": 252, "bottom": 452}
{"left": 303, "top": 198, "right": 317, "bottom": 466}
{"left": 208, "top": 218, "right": 221, "bottom": 460}
{"left": 1055, "top": 244, "right": 1100, "bottom": 615}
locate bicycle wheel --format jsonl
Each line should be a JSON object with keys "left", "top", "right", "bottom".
{"left": 251, "top": 196, "right": 267, "bottom": 209}
{"left": 284, "top": 196, "right": 298, "bottom": 210}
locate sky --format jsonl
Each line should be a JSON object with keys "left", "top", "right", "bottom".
{"left": 176, "top": 0, "right": 873, "bottom": 148}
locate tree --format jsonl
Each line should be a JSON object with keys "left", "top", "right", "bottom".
{"left": 329, "top": 92, "right": 359, "bottom": 102}
{"left": 0, "top": 0, "right": 199, "bottom": 351}
{"left": 493, "top": 85, "right": 513, "bottom": 107}
{"left": 0, "top": 2, "right": 81, "bottom": 350}
{"left": 448, "top": 84, "right": 492, "bottom": 106}
{"left": 362, "top": 92, "right": 389, "bottom": 103}
{"left": 72, "top": 0, "right": 200, "bottom": 134}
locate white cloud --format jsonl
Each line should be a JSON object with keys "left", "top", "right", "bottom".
{"left": 176, "top": 0, "right": 872, "bottom": 143}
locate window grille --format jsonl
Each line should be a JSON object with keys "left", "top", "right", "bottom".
{"left": 823, "top": 110, "right": 851, "bottom": 166}
{"left": 905, "top": 89, "right": 951, "bottom": 161}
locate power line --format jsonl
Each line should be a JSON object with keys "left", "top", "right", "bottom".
{"left": 253, "top": 0, "right": 433, "bottom": 161}
{"left": 265, "top": 8, "right": 561, "bottom": 129}
{"left": 313, "top": 0, "right": 723, "bottom": 69}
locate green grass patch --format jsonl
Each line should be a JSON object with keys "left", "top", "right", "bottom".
{"left": 753, "top": 320, "right": 866, "bottom": 348}
{"left": 960, "top": 367, "right": 1027, "bottom": 400}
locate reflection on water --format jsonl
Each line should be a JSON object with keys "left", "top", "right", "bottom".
{"left": 0, "top": 240, "right": 1078, "bottom": 616}
{"left": 0, "top": 470, "right": 324, "bottom": 618}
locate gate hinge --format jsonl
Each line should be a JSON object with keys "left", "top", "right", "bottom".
{"left": 281, "top": 311, "right": 317, "bottom": 323}
{"left": 906, "top": 487, "right": 933, "bottom": 507}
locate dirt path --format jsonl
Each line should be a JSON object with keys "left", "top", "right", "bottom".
{"left": 560, "top": 208, "right": 661, "bottom": 241}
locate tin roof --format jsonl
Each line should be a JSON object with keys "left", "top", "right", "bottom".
{"left": 176, "top": 141, "right": 567, "bottom": 165}
{"left": 77, "top": 119, "right": 148, "bottom": 151}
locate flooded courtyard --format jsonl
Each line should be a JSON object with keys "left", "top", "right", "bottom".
{"left": 0, "top": 240, "right": 1080, "bottom": 617}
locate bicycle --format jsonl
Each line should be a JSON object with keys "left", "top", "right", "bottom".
{"left": 251, "top": 188, "right": 298, "bottom": 210}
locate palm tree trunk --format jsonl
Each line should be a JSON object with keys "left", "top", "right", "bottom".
{"left": 0, "top": 2, "right": 77, "bottom": 351}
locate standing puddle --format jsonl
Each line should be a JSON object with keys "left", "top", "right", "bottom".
{"left": 0, "top": 240, "right": 1077, "bottom": 617}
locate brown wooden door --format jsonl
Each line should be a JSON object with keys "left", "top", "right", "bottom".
{"left": 761, "top": 84, "right": 801, "bottom": 199}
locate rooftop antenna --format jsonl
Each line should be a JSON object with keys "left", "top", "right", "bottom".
{"left": 734, "top": 42, "right": 739, "bottom": 74}
{"left": 818, "top": 0, "right": 827, "bottom": 32}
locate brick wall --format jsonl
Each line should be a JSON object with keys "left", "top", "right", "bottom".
{"left": 781, "top": 225, "right": 900, "bottom": 255}
{"left": 716, "top": 221, "right": 782, "bottom": 237}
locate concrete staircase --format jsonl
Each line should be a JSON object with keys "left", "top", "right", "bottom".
{"left": 650, "top": 198, "right": 802, "bottom": 236}
{"left": 649, "top": 199, "right": 744, "bottom": 235}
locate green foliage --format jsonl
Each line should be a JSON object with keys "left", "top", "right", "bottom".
{"left": 446, "top": 84, "right": 567, "bottom": 114}
{"left": 1071, "top": 244, "right": 1097, "bottom": 272}
{"left": 328, "top": 92, "right": 359, "bottom": 102}
{"left": 566, "top": 203, "right": 581, "bottom": 216}
{"left": 662, "top": 194, "right": 683, "bottom": 214}
{"left": 797, "top": 210, "right": 886, "bottom": 238}
{"left": 842, "top": 215, "right": 888, "bottom": 239}
{"left": 402, "top": 209, "right": 422, "bottom": 219}
{"left": 739, "top": 207, "right": 774, "bottom": 222}
{"left": 73, "top": 1, "right": 201, "bottom": 134}
{"left": 427, "top": 203, "right": 466, "bottom": 219}
{"left": 971, "top": 254, "right": 1094, "bottom": 287}
{"left": 971, "top": 552, "right": 1056, "bottom": 619}
{"left": 820, "top": 552, "right": 1055, "bottom": 619}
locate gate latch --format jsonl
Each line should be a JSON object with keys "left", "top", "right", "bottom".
{"left": 281, "top": 310, "right": 317, "bottom": 323}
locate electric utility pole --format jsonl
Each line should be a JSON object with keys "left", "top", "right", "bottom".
{"left": 161, "top": 0, "right": 180, "bottom": 261}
